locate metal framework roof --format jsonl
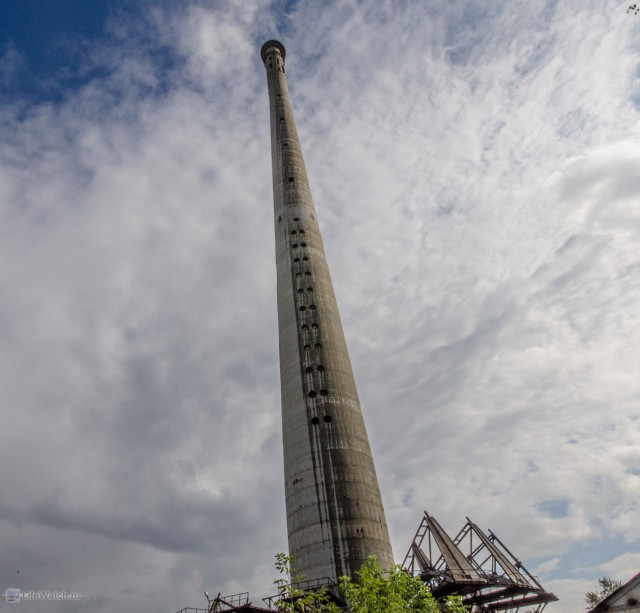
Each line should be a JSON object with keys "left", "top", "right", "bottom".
{"left": 402, "top": 511, "right": 559, "bottom": 612}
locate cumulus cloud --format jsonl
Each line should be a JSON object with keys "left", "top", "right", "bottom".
{"left": 0, "top": 1, "right": 639, "bottom": 612}
{"left": 599, "top": 552, "right": 640, "bottom": 579}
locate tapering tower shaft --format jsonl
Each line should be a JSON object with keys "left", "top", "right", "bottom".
{"left": 261, "top": 40, "right": 394, "bottom": 582}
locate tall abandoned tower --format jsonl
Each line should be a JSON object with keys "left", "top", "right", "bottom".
{"left": 175, "top": 39, "right": 559, "bottom": 613}
{"left": 261, "top": 40, "right": 394, "bottom": 583}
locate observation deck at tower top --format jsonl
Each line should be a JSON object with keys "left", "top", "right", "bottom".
{"left": 261, "top": 40, "right": 286, "bottom": 64}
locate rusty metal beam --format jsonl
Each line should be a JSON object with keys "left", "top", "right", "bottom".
{"left": 465, "top": 519, "right": 529, "bottom": 587}
{"left": 425, "top": 514, "right": 486, "bottom": 585}
{"left": 411, "top": 543, "right": 432, "bottom": 573}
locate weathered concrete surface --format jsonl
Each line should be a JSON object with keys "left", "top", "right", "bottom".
{"left": 261, "top": 40, "right": 394, "bottom": 583}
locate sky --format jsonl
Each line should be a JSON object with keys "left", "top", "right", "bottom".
{"left": 0, "top": 1, "right": 639, "bottom": 612}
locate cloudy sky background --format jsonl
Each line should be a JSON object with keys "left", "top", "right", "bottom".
{"left": 1, "top": 1, "right": 639, "bottom": 611}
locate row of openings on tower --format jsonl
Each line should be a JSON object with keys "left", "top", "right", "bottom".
{"left": 282, "top": 142, "right": 293, "bottom": 184}
{"left": 268, "top": 58, "right": 283, "bottom": 73}
{"left": 280, "top": 115, "right": 296, "bottom": 183}
{"left": 293, "top": 228, "right": 313, "bottom": 309}
{"left": 279, "top": 116, "right": 294, "bottom": 185}
{"left": 289, "top": 216, "right": 330, "bottom": 406}
{"left": 311, "top": 415, "right": 332, "bottom": 424}
{"left": 302, "top": 325, "right": 328, "bottom": 400}
{"left": 284, "top": 124, "right": 294, "bottom": 183}
{"left": 308, "top": 389, "right": 328, "bottom": 398}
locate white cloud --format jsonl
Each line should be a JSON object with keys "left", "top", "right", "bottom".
{"left": 600, "top": 552, "right": 640, "bottom": 581}
{"left": 537, "top": 556, "right": 562, "bottom": 575}
{"left": 0, "top": 1, "right": 639, "bottom": 612}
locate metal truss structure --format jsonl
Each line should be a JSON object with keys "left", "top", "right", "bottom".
{"left": 262, "top": 577, "right": 342, "bottom": 610}
{"left": 402, "top": 511, "right": 558, "bottom": 612}
{"left": 175, "top": 591, "right": 271, "bottom": 613}
{"left": 177, "top": 580, "right": 342, "bottom": 613}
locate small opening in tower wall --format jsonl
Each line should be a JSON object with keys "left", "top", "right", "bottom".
{"left": 294, "top": 257, "right": 300, "bottom": 262}
{"left": 314, "top": 343, "right": 322, "bottom": 349}
{"left": 305, "top": 271, "right": 311, "bottom": 276}
{"left": 311, "top": 417, "right": 320, "bottom": 425}
{"left": 306, "top": 366, "right": 313, "bottom": 373}
{"left": 299, "top": 306, "right": 306, "bottom": 311}
{"left": 309, "top": 305, "right": 316, "bottom": 310}
{"left": 320, "top": 389, "right": 328, "bottom": 396}
{"left": 308, "top": 391, "right": 317, "bottom": 398}
{"left": 280, "top": 117, "right": 285, "bottom": 121}
{"left": 299, "top": 229, "right": 305, "bottom": 234}
{"left": 293, "top": 217, "right": 299, "bottom": 221}
{"left": 292, "top": 243, "right": 298, "bottom": 248}
{"left": 312, "top": 323, "right": 319, "bottom": 329}
{"left": 300, "top": 242, "right": 307, "bottom": 247}
{"left": 289, "top": 177, "right": 295, "bottom": 183}
{"left": 317, "top": 365, "right": 325, "bottom": 372}
{"left": 323, "top": 415, "right": 332, "bottom": 423}
{"left": 304, "top": 344, "right": 311, "bottom": 350}
{"left": 301, "top": 324, "right": 309, "bottom": 329}
{"left": 302, "top": 256, "right": 309, "bottom": 261}
{"left": 307, "top": 287, "right": 313, "bottom": 292}
{"left": 291, "top": 230, "right": 297, "bottom": 235}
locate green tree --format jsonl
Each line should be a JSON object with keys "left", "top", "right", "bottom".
{"left": 274, "top": 554, "right": 469, "bottom": 612}
{"left": 585, "top": 576, "right": 623, "bottom": 609}
{"left": 339, "top": 556, "right": 468, "bottom": 613}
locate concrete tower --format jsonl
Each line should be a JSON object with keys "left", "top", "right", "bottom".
{"left": 261, "top": 40, "right": 394, "bottom": 583}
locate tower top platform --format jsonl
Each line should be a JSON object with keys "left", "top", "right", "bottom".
{"left": 260, "top": 40, "right": 286, "bottom": 64}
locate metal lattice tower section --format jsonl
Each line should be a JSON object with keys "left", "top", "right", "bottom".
{"left": 261, "top": 40, "right": 395, "bottom": 583}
